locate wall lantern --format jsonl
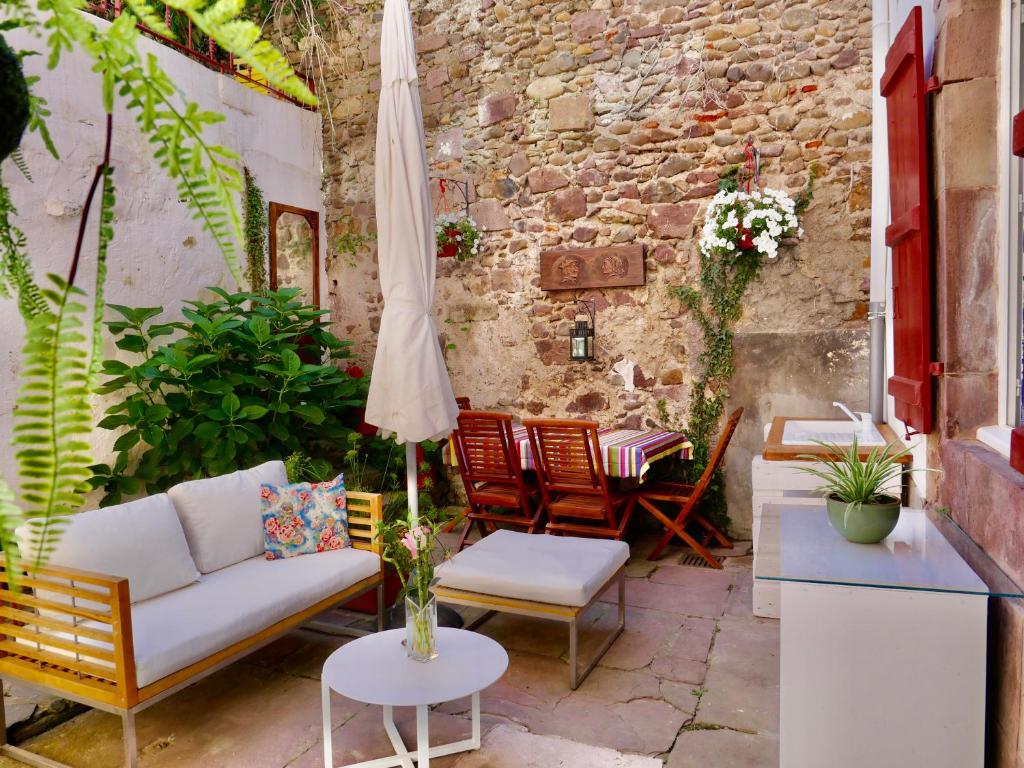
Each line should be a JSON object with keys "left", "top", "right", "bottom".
{"left": 570, "top": 300, "right": 596, "bottom": 362}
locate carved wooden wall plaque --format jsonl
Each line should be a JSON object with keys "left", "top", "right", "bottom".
{"left": 539, "top": 245, "right": 646, "bottom": 291}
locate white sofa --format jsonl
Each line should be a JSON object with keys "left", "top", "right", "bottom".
{"left": 0, "top": 461, "right": 384, "bottom": 768}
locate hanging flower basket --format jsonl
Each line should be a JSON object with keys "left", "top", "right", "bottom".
{"left": 435, "top": 213, "right": 481, "bottom": 261}
{"left": 438, "top": 225, "right": 461, "bottom": 258}
{"left": 699, "top": 188, "right": 803, "bottom": 262}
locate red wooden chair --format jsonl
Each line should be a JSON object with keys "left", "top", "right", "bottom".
{"left": 638, "top": 408, "right": 743, "bottom": 567}
{"left": 451, "top": 411, "right": 542, "bottom": 551}
{"left": 455, "top": 396, "right": 472, "bottom": 410}
{"left": 523, "top": 419, "right": 637, "bottom": 540}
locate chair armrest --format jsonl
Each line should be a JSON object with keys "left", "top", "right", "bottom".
{"left": 0, "top": 563, "right": 138, "bottom": 708}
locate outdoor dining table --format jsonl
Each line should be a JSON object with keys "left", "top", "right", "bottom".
{"left": 444, "top": 424, "right": 693, "bottom": 480}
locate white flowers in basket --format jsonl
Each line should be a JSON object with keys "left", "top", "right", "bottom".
{"left": 699, "top": 188, "right": 803, "bottom": 261}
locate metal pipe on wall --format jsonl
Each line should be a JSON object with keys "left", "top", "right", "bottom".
{"left": 868, "top": 0, "right": 891, "bottom": 424}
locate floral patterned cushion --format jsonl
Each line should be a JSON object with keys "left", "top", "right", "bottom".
{"left": 260, "top": 474, "right": 350, "bottom": 560}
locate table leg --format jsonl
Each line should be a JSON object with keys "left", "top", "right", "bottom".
{"left": 322, "top": 680, "right": 333, "bottom": 768}
{"left": 382, "top": 706, "right": 414, "bottom": 768}
{"left": 416, "top": 705, "right": 429, "bottom": 767}
{"left": 471, "top": 693, "right": 481, "bottom": 749}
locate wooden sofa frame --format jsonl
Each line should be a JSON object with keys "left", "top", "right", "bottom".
{"left": 0, "top": 491, "right": 385, "bottom": 768}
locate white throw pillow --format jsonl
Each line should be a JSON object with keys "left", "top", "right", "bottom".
{"left": 15, "top": 494, "right": 200, "bottom": 604}
{"left": 168, "top": 461, "right": 287, "bottom": 573}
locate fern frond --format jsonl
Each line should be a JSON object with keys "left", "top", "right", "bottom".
{"left": 0, "top": 479, "right": 25, "bottom": 578}
{"left": 164, "top": 0, "right": 316, "bottom": 106}
{"left": 9, "top": 150, "right": 31, "bottom": 182}
{"left": 0, "top": 172, "right": 47, "bottom": 319}
{"left": 24, "top": 76, "right": 59, "bottom": 160}
{"left": 13, "top": 275, "right": 94, "bottom": 570}
{"left": 120, "top": 0, "right": 175, "bottom": 39}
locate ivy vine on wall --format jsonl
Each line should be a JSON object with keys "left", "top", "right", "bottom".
{"left": 242, "top": 166, "right": 268, "bottom": 292}
{"left": 667, "top": 165, "right": 818, "bottom": 530}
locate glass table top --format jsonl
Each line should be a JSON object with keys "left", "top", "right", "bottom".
{"left": 755, "top": 505, "right": 1024, "bottom": 598}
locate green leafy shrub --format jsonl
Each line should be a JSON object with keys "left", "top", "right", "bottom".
{"left": 90, "top": 287, "right": 364, "bottom": 504}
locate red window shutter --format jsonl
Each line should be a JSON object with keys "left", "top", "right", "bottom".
{"left": 880, "top": 7, "right": 933, "bottom": 434}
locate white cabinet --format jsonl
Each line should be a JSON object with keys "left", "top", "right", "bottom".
{"left": 757, "top": 505, "right": 1014, "bottom": 768}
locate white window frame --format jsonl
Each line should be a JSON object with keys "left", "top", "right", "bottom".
{"left": 980, "top": 0, "right": 1023, "bottom": 457}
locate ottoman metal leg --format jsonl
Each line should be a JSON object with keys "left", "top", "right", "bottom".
{"left": 569, "top": 570, "right": 626, "bottom": 690}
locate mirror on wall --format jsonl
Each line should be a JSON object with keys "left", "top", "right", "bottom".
{"left": 269, "top": 202, "right": 320, "bottom": 306}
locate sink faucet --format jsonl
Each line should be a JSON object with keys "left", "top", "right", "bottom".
{"left": 833, "top": 402, "right": 874, "bottom": 436}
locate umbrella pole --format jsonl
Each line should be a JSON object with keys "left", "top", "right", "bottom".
{"left": 406, "top": 441, "right": 419, "bottom": 526}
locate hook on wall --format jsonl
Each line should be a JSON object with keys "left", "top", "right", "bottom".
{"left": 434, "top": 177, "right": 470, "bottom": 219}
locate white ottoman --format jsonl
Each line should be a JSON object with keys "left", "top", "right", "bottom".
{"left": 434, "top": 530, "right": 629, "bottom": 689}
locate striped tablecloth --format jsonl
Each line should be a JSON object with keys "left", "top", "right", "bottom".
{"left": 445, "top": 426, "right": 692, "bottom": 479}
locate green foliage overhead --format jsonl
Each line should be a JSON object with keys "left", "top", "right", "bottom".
{"left": 242, "top": 166, "right": 268, "bottom": 291}
{"left": 0, "top": 171, "right": 47, "bottom": 319}
{"left": 14, "top": 276, "right": 94, "bottom": 568}
{"left": 89, "top": 287, "right": 365, "bottom": 504}
{"left": 0, "top": 0, "right": 315, "bottom": 576}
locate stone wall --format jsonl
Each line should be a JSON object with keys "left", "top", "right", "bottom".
{"left": 309, "top": 0, "right": 874, "bottom": 535}
{"left": 928, "top": 1, "right": 1024, "bottom": 765}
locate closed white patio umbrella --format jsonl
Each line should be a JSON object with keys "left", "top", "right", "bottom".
{"left": 364, "top": 0, "right": 458, "bottom": 525}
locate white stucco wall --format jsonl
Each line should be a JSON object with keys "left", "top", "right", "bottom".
{"left": 0, "top": 13, "right": 324, "bottom": 495}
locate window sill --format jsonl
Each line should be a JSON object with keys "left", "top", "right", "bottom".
{"left": 977, "top": 425, "right": 1013, "bottom": 460}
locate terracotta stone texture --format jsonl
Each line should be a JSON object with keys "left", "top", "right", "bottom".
{"left": 468, "top": 199, "right": 510, "bottom": 231}
{"left": 479, "top": 93, "right": 517, "bottom": 127}
{"left": 545, "top": 187, "right": 588, "bottom": 221}
{"left": 934, "top": 187, "right": 998, "bottom": 377}
{"left": 940, "top": 440, "right": 1024, "bottom": 589}
{"left": 937, "top": 371, "right": 999, "bottom": 440}
{"left": 549, "top": 93, "right": 596, "bottom": 131}
{"left": 528, "top": 167, "right": 570, "bottom": 193}
{"left": 934, "top": 0, "right": 1001, "bottom": 82}
{"left": 646, "top": 204, "right": 697, "bottom": 239}
{"left": 934, "top": 77, "right": 998, "bottom": 192}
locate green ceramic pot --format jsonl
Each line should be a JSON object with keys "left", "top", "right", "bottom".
{"left": 826, "top": 494, "right": 901, "bottom": 544}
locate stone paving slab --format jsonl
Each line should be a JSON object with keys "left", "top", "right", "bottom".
{"left": 451, "top": 724, "right": 663, "bottom": 768}
{"left": 666, "top": 727, "right": 779, "bottom": 768}
{"left": 20, "top": 664, "right": 363, "bottom": 768}
{"left": 600, "top": 578, "right": 732, "bottom": 619}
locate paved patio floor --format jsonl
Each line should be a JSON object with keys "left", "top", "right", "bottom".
{"left": 1, "top": 535, "right": 779, "bottom": 767}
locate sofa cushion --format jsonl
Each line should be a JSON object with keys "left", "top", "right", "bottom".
{"left": 168, "top": 461, "right": 287, "bottom": 573}
{"left": 435, "top": 529, "right": 629, "bottom": 607}
{"left": 261, "top": 473, "right": 350, "bottom": 559}
{"left": 15, "top": 494, "right": 199, "bottom": 604}
{"left": 129, "top": 547, "right": 380, "bottom": 686}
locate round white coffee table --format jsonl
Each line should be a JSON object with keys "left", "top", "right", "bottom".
{"left": 321, "top": 627, "right": 508, "bottom": 768}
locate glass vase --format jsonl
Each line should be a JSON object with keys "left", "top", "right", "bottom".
{"left": 405, "top": 594, "right": 438, "bottom": 662}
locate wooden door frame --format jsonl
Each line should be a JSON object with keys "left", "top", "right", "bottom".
{"left": 268, "top": 202, "right": 321, "bottom": 307}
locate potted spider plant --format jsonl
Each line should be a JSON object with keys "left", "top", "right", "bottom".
{"left": 797, "top": 439, "right": 923, "bottom": 544}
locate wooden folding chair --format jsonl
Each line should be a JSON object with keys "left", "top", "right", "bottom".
{"left": 523, "top": 419, "right": 637, "bottom": 540}
{"left": 451, "top": 410, "right": 542, "bottom": 550}
{"left": 638, "top": 408, "right": 743, "bottom": 566}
